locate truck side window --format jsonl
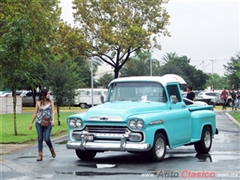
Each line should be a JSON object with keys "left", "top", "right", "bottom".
{"left": 167, "top": 85, "right": 181, "bottom": 102}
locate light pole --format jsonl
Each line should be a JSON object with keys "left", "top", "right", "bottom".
{"left": 150, "top": 59, "right": 152, "bottom": 76}
{"left": 90, "top": 59, "right": 94, "bottom": 107}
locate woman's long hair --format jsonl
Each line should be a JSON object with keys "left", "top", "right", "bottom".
{"left": 39, "top": 88, "right": 50, "bottom": 105}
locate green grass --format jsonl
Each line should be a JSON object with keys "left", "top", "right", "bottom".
{"left": 0, "top": 107, "right": 85, "bottom": 144}
{"left": 229, "top": 111, "right": 240, "bottom": 123}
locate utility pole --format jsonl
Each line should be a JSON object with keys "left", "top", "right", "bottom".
{"left": 210, "top": 59, "right": 216, "bottom": 90}
{"left": 202, "top": 61, "right": 204, "bottom": 72}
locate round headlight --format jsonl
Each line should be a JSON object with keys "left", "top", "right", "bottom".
{"left": 137, "top": 120, "right": 144, "bottom": 129}
{"left": 76, "top": 119, "right": 82, "bottom": 127}
{"left": 129, "top": 120, "right": 137, "bottom": 129}
{"left": 68, "top": 119, "right": 76, "bottom": 127}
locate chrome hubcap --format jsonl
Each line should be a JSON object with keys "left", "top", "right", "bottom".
{"left": 204, "top": 131, "right": 211, "bottom": 148}
{"left": 155, "top": 138, "right": 164, "bottom": 157}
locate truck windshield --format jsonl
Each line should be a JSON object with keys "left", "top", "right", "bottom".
{"left": 107, "top": 82, "right": 167, "bottom": 102}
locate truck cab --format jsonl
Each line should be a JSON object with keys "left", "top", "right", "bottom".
{"left": 66, "top": 76, "right": 218, "bottom": 162}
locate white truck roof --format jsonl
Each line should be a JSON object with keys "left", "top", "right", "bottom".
{"left": 109, "top": 76, "right": 180, "bottom": 87}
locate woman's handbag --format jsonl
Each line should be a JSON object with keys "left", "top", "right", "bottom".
{"left": 41, "top": 116, "right": 50, "bottom": 127}
{"left": 41, "top": 108, "right": 50, "bottom": 127}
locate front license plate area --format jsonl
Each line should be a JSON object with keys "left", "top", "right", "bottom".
{"left": 86, "top": 134, "right": 94, "bottom": 142}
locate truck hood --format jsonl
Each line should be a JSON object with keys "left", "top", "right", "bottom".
{"left": 84, "top": 101, "right": 167, "bottom": 120}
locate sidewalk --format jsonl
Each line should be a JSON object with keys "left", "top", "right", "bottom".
{"left": 0, "top": 134, "right": 67, "bottom": 156}
{"left": 1, "top": 111, "right": 239, "bottom": 156}
{"left": 1, "top": 108, "right": 84, "bottom": 156}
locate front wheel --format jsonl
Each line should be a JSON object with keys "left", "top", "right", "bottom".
{"left": 75, "top": 150, "right": 97, "bottom": 160}
{"left": 194, "top": 126, "right": 212, "bottom": 153}
{"left": 148, "top": 132, "right": 166, "bottom": 162}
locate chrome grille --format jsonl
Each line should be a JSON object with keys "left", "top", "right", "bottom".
{"left": 86, "top": 126, "right": 127, "bottom": 134}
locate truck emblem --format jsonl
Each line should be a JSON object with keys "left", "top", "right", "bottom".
{"left": 100, "top": 117, "right": 108, "bottom": 120}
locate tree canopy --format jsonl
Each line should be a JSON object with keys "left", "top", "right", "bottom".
{"left": 72, "top": 0, "right": 170, "bottom": 78}
{"left": 224, "top": 51, "right": 240, "bottom": 89}
{"left": 0, "top": 0, "right": 61, "bottom": 135}
{"left": 120, "top": 51, "right": 161, "bottom": 77}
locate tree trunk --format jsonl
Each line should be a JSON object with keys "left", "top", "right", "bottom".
{"left": 12, "top": 85, "right": 18, "bottom": 136}
{"left": 114, "top": 67, "right": 120, "bottom": 79}
{"left": 57, "top": 105, "right": 60, "bottom": 125}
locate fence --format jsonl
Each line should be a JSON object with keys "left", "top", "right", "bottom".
{"left": 0, "top": 96, "right": 22, "bottom": 114}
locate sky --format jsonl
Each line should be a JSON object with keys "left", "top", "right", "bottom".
{"left": 60, "top": 0, "right": 240, "bottom": 77}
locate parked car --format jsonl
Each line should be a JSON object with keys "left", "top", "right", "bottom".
{"left": 198, "top": 91, "right": 221, "bottom": 105}
{"left": 183, "top": 98, "right": 208, "bottom": 106}
{"left": 182, "top": 90, "right": 202, "bottom": 99}
{"left": 21, "top": 91, "right": 40, "bottom": 106}
{"left": 182, "top": 90, "right": 211, "bottom": 104}
{"left": 0, "top": 92, "right": 12, "bottom": 97}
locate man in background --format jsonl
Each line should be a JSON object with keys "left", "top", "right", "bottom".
{"left": 221, "top": 88, "right": 228, "bottom": 110}
{"left": 186, "top": 86, "right": 195, "bottom": 101}
{"left": 236, "top": 89, "right": 240, "bottom": 110}
{"left": 229, "top": 89, "right": 237, "bottom": 111}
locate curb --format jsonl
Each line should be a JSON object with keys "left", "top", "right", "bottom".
{"left": 225, "top": 112, "right": 240, "bottom": 128}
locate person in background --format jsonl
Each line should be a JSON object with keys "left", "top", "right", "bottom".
{"left": 236, "top": 89, "right": 240, "bottom": 109}
{"left": 229, "top": 88, "right": 237, "bottom": 111}
{"left": 29, "top": 88, "right": 56, "bottom": 161}
{"left": 221, "top": 88, "right": 228, "bottom": 110}
{"left": 186, "top": 86, "right": 195, "bottom": 101}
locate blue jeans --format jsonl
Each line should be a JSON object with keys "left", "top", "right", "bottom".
{"left": 35, "top": 122, "right": 53, "bottom": 152}
{"left": 232, "top": 99, "right": 238, "bottom": 110}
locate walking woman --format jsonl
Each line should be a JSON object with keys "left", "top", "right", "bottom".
{"left": 29, "top": 88, "right": 56, "bottom": 161}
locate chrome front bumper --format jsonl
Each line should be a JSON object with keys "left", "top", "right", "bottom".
{"left": 66, "top": 135, "right": 151, "bottom": 152}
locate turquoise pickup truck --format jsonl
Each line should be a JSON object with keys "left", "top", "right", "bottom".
{"left": 66, "top": 76, "right": 218, "bottom": 162}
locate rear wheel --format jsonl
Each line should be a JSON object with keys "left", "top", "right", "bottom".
{"left": 194, "top": 126, "right": 212, "bottom": 153}
{"left": 75, "top": 150, "right": 97, "bottom": 160}
{"left": 149, "top": 132, "right": 166, "bottom": 162}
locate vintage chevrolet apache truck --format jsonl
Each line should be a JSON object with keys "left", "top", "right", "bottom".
{"left": 66, "top": 76, "right": 218, "bottom": 162}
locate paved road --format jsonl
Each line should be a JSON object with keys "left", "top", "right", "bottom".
{"left": 1, "top": 111, "right": 240, "bottom": 180}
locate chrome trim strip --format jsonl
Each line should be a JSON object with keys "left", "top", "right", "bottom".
{"left": 88, "top": 116, "right": 123, "bottom": 121}
{"left": 149, "top": 119, "right": 164, "bottom": 125}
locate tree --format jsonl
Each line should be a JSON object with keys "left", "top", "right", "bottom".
{"left": 73, "top": 56, "right": 102, "bottom": 88}
{"left": 120, "top": 51, "right": 160, "bottom": 77}
{"left": 162, "top": 52, "right": 178, "bottom": 65}
{"left": 72, "top": 0, "right": 170, "bottom": 78}
{"left": 44, "top": 53, "right": 83, "bottom": 125}
{"left": 54, "top": 22, "right": 88, "bottom": 58}
{"left": 0, "top": 0, "right": 61, "bottom": 135}
{"left": 224, "top": 52, "right": 240, "bottom": 89}
{"left": 206, "top": 73, "right": 229, "bottom": 90}
{"left": 97, "top": 73, "right": 114, "bottom": 88}
{"left": 159, "top": 53, "right": 208, "bottom": 90}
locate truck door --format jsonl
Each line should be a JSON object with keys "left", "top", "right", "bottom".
{"left": 166, "top": 84, "right": 191, "bottom": 146}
